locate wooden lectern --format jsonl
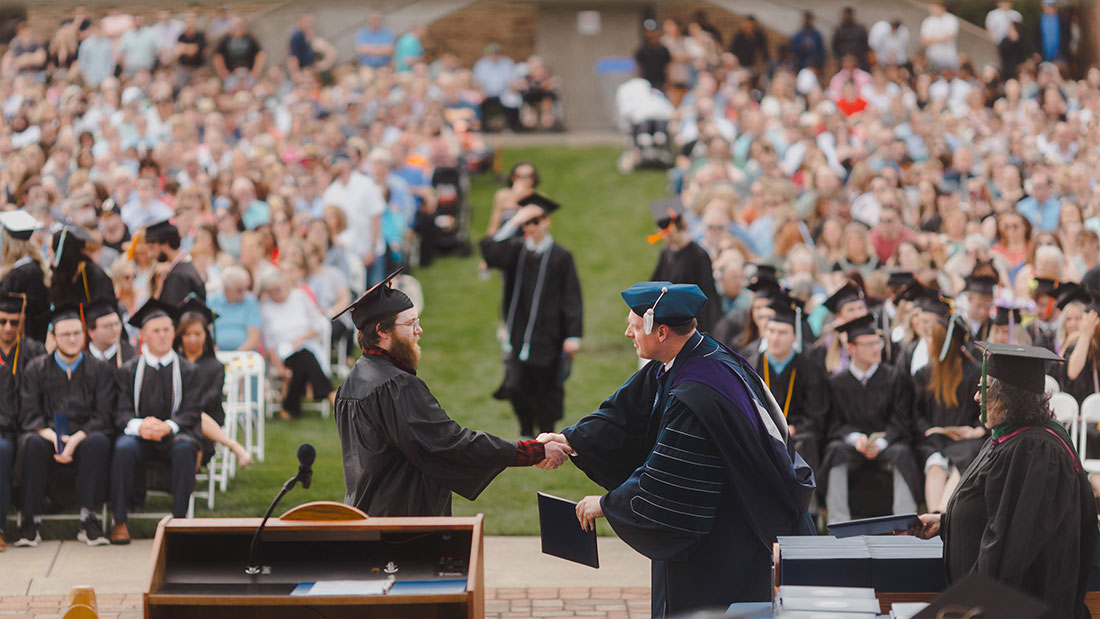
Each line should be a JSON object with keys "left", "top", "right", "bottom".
{"left": 145, "top": 501, "right": 485, "bottom": 618}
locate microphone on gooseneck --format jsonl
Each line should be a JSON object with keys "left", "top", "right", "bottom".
{"left": 246, "top": 443, "right": 315, "bottom": 575}
{"left": 297, "top": 443, "right": 316, "bottom": 490}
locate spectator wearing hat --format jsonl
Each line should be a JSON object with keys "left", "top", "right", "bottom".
{"left": 648, "top": 198, "right": 721, "bottom": 333}
{"left": 542, "top": 281, "right": 815, "bottom": 616}
{"left": 109, "top": 299, "right": 203, "bottom": 544}
{"left": 481, "top": 196, "right": 583, "bottom": 437}
{"left": 145, "top": 220, "right": 205, "bottom": 307}
{"left": 17, "top": 305, "right": 115, "bottom": 548}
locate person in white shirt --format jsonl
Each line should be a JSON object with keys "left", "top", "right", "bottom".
{"left": 921, "top": 3, "right": 960, "bottom": 71}
{"left": 321, "top": 151, "right": 386, "bottom": 288}
{"left": 985, "top": 1, "right": 1022, "bottom": 44}
{"left": 121, "top": 176, "right": 173, "bottom": 233}
{"left": 868, "top": 20, "right": 909, "bottom": 67}
{"left": 258, "top": 272, "right": 332, "bottom": 420}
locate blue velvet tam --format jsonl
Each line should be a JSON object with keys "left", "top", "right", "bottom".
{"left": 621, "top": 281, "right": 707, "bottom": 326}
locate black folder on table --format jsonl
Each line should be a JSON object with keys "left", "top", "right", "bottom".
{"left": 827, "top": 513, "right": 921, "bottom": 538}
{"left": 537, "top": 492, "right": 599, "bottom": 568}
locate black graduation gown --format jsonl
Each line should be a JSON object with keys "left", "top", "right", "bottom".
{"left": 159, "top": 260, "right": 206, "bottom": 306}
{"left": 0, "top": 339, "right": 46, "bottom": 437}
{"left": 0, "top": 260, "right": 49, "bottom": 341}
{"left": 191, "top": 354, "right": 225, "bottom": 426}
{"left": 114, "top": 355, "right": 203, "bottom": 441}
{"left": 747, "top": 350, "right": 827, "bottom": 473}
{"left": 821, "top": 364, "right": 921, "bottom": 500}
{"left": 563, "top": 333, "right": 815, "bottom": 617}
{"left": 712, "top": 307, "right": 747, "bottom": 350}
{"left": 479, "top": 237, "right": 583, "bottom": 368}
{"left": 19, "top": 354, "right": 115, "bottom": 437}
{"left": 334, "top": 354, "right": 518, "bottom": 517}
{"left": 650, "top": 242, "right": 720, "bottom": 333}
{"left": 912, "top": 361, "right": 984, "bottom": 473}
{"left": 942, "top": 424, "right": 1096, "bottom": 618}
{"left": 53, "top": 258, "right": 115, "bottom": 306}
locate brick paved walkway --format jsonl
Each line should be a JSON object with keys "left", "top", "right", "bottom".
{"left": 0, "top": 588, "right": 650, "bottom": 619}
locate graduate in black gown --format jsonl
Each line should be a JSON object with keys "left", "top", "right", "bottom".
{"left": 1027, "top": 277, "right": 1060, "bottom": 352}
{"left": 17, "top": 305, "right": 114, "bottom": 548}
{"left": 746, "top": 290, "right": 827, "bottom": 484}
{"left": 647, "top": 198, "right": 721, "bottom": 332}
{"left": 809, "top": 280, "right": 869, "bottom": 377}
{"left": 332, "top": 273, "right": 572, "bottom": 517}
{"left": 0, "top": 293, "right": 46, "bottom": 549}
{"left": 479, "top": 195, "right": 583, "bottom": 436}
{"left": 962, "top": 274, "right": 997, "bottom": 349}
{"left": 145, "top": 220, "right": 205, "bottom": 306}
{"left": 546, "top": 282, "right": 815, "bottom": 617}
{"left": 913, "top": 309, "right": 984, "bottom": 514}
{"left": 84, "top": 298, "right": 136, "bottom": 369}
{"left": 822, "top": 313, "right": 920, "bottom": 524}
{"left": 0, "top": 210, "right": 49, "bottom": 342}
{"left": 713, "top": 264, "right": 780, "bottom": 355}
{"left": 910, "top": 343, "right": 1097, "bottom": 618}
{"left": 174, "top": 297, "right": 252, "bottom": 468}
{"left": 108, "top": 299, "right": 203, "bottom": 544}
{"left": 48, "top": 226, "right": 116, "bottom": 308}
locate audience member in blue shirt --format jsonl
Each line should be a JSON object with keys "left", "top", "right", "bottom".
{"left": 790, "top": 11, "right": 826, "bottom": 71}
{"left": 208, "top": 266, "right": 262, "bottom": 351}
{"left": 1016, "top": 171, "right": 1061, "bottom": 232}
{"left": 473, "top": 43, "right": 516, "bottom": 98}
{"left": 355, "top": 13, "right": 394, "bottom": 68}
{"left": 1039, "top": 1, "right": 1062, "bottom": 61}
{"left": 393, "top": 26, "right": 425, "bottom": 73}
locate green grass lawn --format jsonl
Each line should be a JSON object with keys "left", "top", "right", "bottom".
{"left": 120, "top": 145, "right": 670, "bottom": 538}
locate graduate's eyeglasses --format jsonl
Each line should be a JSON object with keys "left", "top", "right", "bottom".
{"left": 0, "top": 319, "right": 19, "bottom": 326}
{"left": 395, "top": 319, "right": 421, "bottom": 330}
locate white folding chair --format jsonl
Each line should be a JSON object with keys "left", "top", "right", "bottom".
{"left": 1049, "top": 392, "right": 1079, "bottom": 446}
{"left": 1078, "top": 393, "right": 1100, "bottom": 474}
{"left": 1044, "top": 375, "right": 1060, "bottom": 396}
{"left": 217, "top": 351, "right": 267, "bottom": 463}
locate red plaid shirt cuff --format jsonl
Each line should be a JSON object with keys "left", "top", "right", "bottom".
{"left": 511, "top": 440, "right": 546, "bottom": 466}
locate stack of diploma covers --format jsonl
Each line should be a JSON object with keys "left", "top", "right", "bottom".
{"left": 773, "top": 585, "right": 880, "bottom": 617}
{"left": 777, "top": 533, "right": 946, "bottom": 592}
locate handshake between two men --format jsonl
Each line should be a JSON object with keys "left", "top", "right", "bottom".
{"left": 533, "top": 432, "right": 606, "bottom": 533}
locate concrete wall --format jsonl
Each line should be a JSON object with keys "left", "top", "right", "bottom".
{"left": 534, "top": 4, "right": 645, "bottom": 130}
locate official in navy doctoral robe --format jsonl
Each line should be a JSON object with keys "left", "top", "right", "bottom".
{"left": 561, "top": 282, "right": 815, "bottom": 617}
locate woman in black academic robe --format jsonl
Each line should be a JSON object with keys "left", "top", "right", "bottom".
{"left": 913, "top": 320, "right": 984, "bottom": 513}
{"left": 174, "top": 308, "right": 252, "bottom": 467}
{"left": 0, "top": 238, "right": 50, "bottom": 342}
{"left": 910, "top": 363, "right": 1097, "bottom": 618}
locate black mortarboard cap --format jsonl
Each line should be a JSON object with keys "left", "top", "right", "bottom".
{"left": 913, "top": 573, "right": 1049, "bottom": 619}
{"left": 1055, "top": 282, "right": 1097, "bottom": 311}
{"left": 51, "top": 225, "right": 92, "bottom": 268}
{"left": 50, "top": 303, "right": 83, "bottom": 326}
{"left": 963, "top": 275, "right": 998, "bottom": 297}
{"left": 333, "top": 268, "right": 414, "bottom": 330}
{"left": 648, "top": 198, "right": 683, "bottom": 229}
{"left": 128, "top": 298, "right": 179, "bottom": 328}
{"left": 0, "top": 209, "right": 42, "bottom": 240}
{"left": 747, "top": 263, "right": 782, "bottom": 297}
{"left": 0, "top": 293, "right": 25, "bottom": 314}
{"left": 895, "top": 279, "right": 933, "bottom": 303}
{"left": 835, "top": 313, "right": 878, "bottom": 340}
{"left": 144, "top": 219, "right": 181, "bottom": 245}
{"left": 766, "top": 291, "right": 803, "bottom": 327}
{"left": 516, "top": 192, "right": 561, "bottom": 215}
{"left": 992, "top": 305, "right": 1022, "bottom": 327}
{"left": 886, "top": 269, "right": 915, "bottom": 289}
{"left": 976, "top": 341, "right": 1064, "bottom": 395}
{"left": 916, "top": 292, "right": 953, "bottom": 318}
{"left": 84, "top": 297, "right": 120, "bottom": 326}
{"left": 823, "top": 281, "right": 865, "bottom": 314}
{"left": 178, "top": 294, "right": 215, "bottom": 325}
{"left": 1033, "top": 277, "right": 1060, "bottom": 298}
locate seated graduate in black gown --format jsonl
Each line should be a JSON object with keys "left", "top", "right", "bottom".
{"left": 84, "top": 298, "right": 136, "bottom": 369}
{"left": 0, "top": 210, "right": 49, "bottom": 342}
{"left": 962, "top": 274, "right": 997, "bottom": 350}
{"left": 910, "top": 343, "right": 1096, "bottom": 618}
{"left": 810, "top": 280, "right": 869, "bottom": 377}
{"left": 1027, "top": 277, "right": 1060, "bottom": 352}
{"left": 746, "top": 290, "right": 827, "bottom": 484}
{"left": 108, "top": 299, "right": 202, "bottom": 544}
{"left": 822, "top": 313, "right": 920, "bottom": 524}
{"left": 646, "top": 198, "right": 721, "bottom": 332}
{"left": 913, "top": 306, "right": 984, "bottom": 514}
{"left": 145, "top": 220, "right": 205, "bottom": 306}
{"left": 332, "top": 272, "right": 572, "bottom": 517}
{"left": 16, "top": 305, "right": 114, "bottom": 548}
{"left": 48, "top": 225, "right": 116, "bottom": 308}
{"left": 0, "top": 293, "right": 46, "bottom": 550}
{"left": 713, "top": 264, "right": 781, "bottom": 356}
{"left": 548, "top": 282, "right": 815, "bottom": 617}
{"left": 174, "top": 296, "right": 251, "bottom": 467}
